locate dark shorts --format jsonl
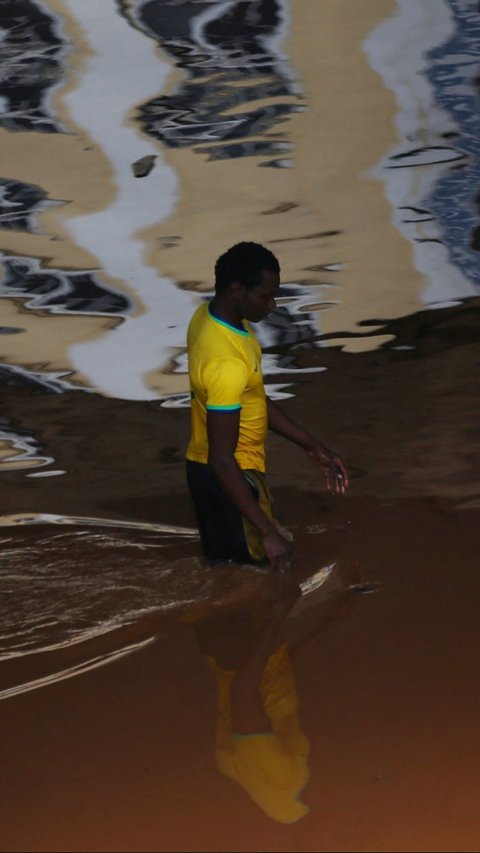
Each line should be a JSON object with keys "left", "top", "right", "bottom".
{"left": 186, "top": 460, "right": 273, "bottom": 566}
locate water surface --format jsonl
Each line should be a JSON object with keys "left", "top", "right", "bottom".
{"left": 1, "top": 1, "right": 480, "bottom": 849}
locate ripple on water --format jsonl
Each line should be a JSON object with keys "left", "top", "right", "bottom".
{"left": 0, "top": 512, "right": 340, "bottom": 669}
{"left": 0, "top": 519, "right": 210, "bottom": 661}
{"left": 0, "top": 514, "right": 288, "bottom": 663}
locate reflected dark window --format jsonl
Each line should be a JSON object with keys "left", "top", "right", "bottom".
{"left": 0, "top": 178, "right": 51, "bottom": 232}
{"left": 120, "top": 0, "right": 303, "bottom": 163}
{"left": 0, "top": 258, "right": 131, "bottom": 316}
{"left": 0, "top": 0, "right": 66, "bottom": 133}
{"left": 0, "top": 415, "right": 51, "bottom": 465}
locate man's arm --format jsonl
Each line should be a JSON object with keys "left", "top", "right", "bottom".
{"left": 267, "top": 398, "right": 349, "bottom": 495}
{"left": 207, "top": 409, "right": 293, "bottom": 571}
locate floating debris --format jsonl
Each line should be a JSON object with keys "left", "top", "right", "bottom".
{"left": 131, "top": 155, "right": 157, "bottom": 177}
{"left": 348, "top": 582, "right": 381, "bottom": 595}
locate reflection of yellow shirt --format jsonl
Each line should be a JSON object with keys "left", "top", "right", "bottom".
{"left": 186, "top": 302, "right": 267, "bottom": 472}
{"left": 207, "top": 643, "right": 310, "bottom": 824}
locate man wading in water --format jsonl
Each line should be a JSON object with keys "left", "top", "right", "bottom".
{"left": 186, "top": 242, "right": 349, "bottom": 571}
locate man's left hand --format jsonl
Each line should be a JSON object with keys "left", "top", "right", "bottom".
{"left": 305, "top": 442, "right": 349, "bottom": 495}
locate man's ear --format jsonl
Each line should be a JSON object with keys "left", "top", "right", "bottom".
{"left": 228, "top": 280, "right": 245, "bottom": 298}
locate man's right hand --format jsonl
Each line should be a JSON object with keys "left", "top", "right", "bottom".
{"left": 261, "top": 527, "right": 295, "bottom": 572}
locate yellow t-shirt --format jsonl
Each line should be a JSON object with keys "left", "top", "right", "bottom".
{"left": 186, "top": 302, "right": 267, "bottom": 472}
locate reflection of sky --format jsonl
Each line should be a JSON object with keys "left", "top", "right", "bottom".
{"left": 424, "top": 0, "right": 480, "bottom": 288}
{"left": 61, "top": 0, "right": 195, "bottom": 401}
{"left": 363, "top": 0, "right": 478, "bottom": 307}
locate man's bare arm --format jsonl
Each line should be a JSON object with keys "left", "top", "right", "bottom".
{"left": 267, "top": 398, "right": 349, "bottom": 494}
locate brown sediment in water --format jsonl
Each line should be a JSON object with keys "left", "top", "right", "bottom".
{"left": 1, "top": 497, "right": 480, "bottom": 852}
{"left": 0, "top": 0, "right": 478, "bottom": 847}
{"left": 1, "top": 299, "right": 480, "bottom": 850}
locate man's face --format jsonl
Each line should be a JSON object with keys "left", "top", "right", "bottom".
{"left": 239, "top": 268, "right": 280, "bottom": 323}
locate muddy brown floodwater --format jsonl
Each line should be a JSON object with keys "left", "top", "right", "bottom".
{"left": 1, "top": 301, "right": 480, "bottom": 852}
{"left": 1, "top": 0, "right": 480, "bottom": 850}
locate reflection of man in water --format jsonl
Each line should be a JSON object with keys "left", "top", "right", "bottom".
{"left": 194, "top": 579, "right": 310, "bottom": 823}
{"left": 186, "top": 242, "right": 349, "bottom": 570}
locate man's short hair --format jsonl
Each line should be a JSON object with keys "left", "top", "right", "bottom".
{"left": 215, "top": 242, "right": 280, "bottom": 293}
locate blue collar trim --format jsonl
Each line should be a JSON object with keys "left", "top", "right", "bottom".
{"left": 208, "top": 304, "right": 249, "bottom": 336}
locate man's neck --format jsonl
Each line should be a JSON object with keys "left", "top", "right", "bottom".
{"left": 210, "top": 297, "right": 245, "bottom": 331}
